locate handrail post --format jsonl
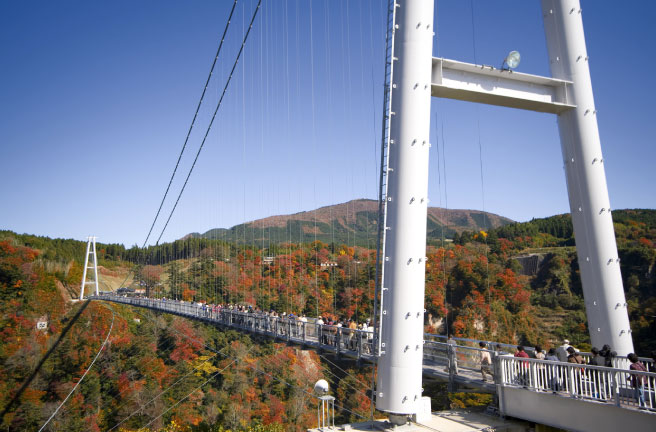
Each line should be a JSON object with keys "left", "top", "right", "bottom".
{"left": 612, "top": 371, "right": 621, "bottom": 407}
{"left": 568, "top": 365, "right": 576, "bottom": 397}
{"left": 493, "top": 353, "right": 501, "bottom": 386}
{"left": 447, "top": 343, "right": 456, "bottom": 391}
{"left": 358, "top": 331, "right": 363, "bottom": 358}
{"left": 337, "top": 328, "right": 341, "bottom": 355}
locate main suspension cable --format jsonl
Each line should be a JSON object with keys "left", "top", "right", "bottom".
{"left": 142, "top": 0, "right": 238, "bottom": 248}
{"left": 155, "top": 0, "right": 263, "bottom": 245}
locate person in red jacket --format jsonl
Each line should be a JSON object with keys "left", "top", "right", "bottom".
{"left": 628, "top": 353, "right": 647, "bottom": 408}
{"left": 514, "top": 346, "right": 530, "bottom": 386}
{"left": 514, "top": 345, "right": 529, "bottom": 358}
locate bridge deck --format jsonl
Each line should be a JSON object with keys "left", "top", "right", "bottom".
{"left": 92, "top": 295, "right": 656, "bottom": 429}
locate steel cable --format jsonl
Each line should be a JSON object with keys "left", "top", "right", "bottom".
{"left": 142, "top": 0, "right": 238, "bottom": 248}
{"left": 155, "top": 0, "right": 263, "bottom": 245}
{"left": 39, "top": 305, "right": 115, "bottom": 432}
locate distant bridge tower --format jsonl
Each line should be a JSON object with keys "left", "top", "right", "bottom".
{"left": 79, "top": 236, "right": 100, "bottom": 300}
{"left": 376, "top": 0, "right": 633, "bottom": 424}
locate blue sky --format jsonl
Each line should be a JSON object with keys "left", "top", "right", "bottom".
{"left": 1, "top": 0, "right": 654, "bottom": 247}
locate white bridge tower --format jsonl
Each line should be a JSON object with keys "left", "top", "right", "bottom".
{"left": 376, "top": 0, "right": 634, "bottom": 422}
{"left": 79, "top": 236, "right": 100, "bottom": 300}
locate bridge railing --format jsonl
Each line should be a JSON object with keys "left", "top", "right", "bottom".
{"left": 424, "top": 333, "right": 654, "bottom": 371}
{"left": 499, "top": 356, "right": 656, "bottom": 410}
{"left": 423, "top": 340, "right": 498, "bottom": 381}
{"left": 94, "top": 294, "right": 656, "bottom": 409}
{"left": 96, "top": 295, "right": 378, "bottom": 357}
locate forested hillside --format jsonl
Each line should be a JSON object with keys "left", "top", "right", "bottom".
{"left": 1, "top": 208, "right": 654, "bottom": 430}
{"left": 486, "top": 209, "right": 656, "bottom": 353}
{"left": 0, "top": 238, "right": 373, "bottom": 430}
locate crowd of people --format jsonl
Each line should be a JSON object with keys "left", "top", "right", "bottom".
{"left": 466, "top": 338, "right": 653, "bottom": 408}
{"left": 132, "top": 296, "right": 377, "bottom": 354}
{"left": 109, "top": 294, "right": 654, "bottom": 409}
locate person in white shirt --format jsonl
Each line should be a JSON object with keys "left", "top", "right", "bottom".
{"left": 556, "top": 339, "right": 578, "bottom": 362}
{"left": 479, "top": 342, "right": 493, "bottom": 382}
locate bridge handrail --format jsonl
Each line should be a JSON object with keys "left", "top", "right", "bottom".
{"left": 498, "top": 355, "right": 656, "bottom": 410}
{"left": 95, "top": 295, "right": 378, "bottom": 356}
{"left": 92, "top": 294, "right": 656, "bottom": 410}
{"left": 424, "top": 332, "right": 653, "bottom": 369}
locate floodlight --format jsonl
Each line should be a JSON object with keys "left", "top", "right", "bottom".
{"left": 314, "top": 379, "right": 329, "bottom": 394}
{"left": 503, "top": 51, "right": 521, "bottom": 70}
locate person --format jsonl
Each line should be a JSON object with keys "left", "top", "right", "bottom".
{"left": 327, "top": 319, "right": 338, "bottom": 346}
{"left": 590, "top": 347, "right": 605, "bottom": 366}
{"left": 628, "top": 353, "right": 647, "bottom": 407}
{"left": 588, "top": 347, "right": 607, "bottom": 399}
{"left": 316, "top": 315, "right": 327, "bottom": 344}
{"left": 599, "top": 344, "right": 616, "bottom": 368}
{"left": 479, "top": 342, "right": 493, "bottom": 382}
{"left": 565, "top": 346, "right": 585, "bottom": 397}
{"left": 514, "top": 346, "right": 530, "bottom": 386}
{"left": 533, "top": 345, "right": 546, "bottom": 389}
{"left": 545, "top": 348, "right": 560, "bottom": 392}
{"left": 545, "top": 348, "right": 558, "bottom": 361}
{"left": 347, "top": 319, "right": 358, "bottom": 350}
{"left": 556, "top": 339, "right": 577, "bottom": 362}
{"left": 566, "top": 346, "right": 584, "bottom": 364}
{"left": 365, "top": 320, "right": 374, "bottom": 354}
{"left": 515, "top": 345, "right": 529, "bottom": 359}
{"left": 299, "top": 314, "right": 307, "bottom": 337}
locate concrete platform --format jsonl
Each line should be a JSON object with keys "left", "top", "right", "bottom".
{"left": 308, "top": 410, "right": 529, "bottom": 431}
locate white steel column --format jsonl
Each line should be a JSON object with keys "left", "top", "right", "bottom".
{"left": 79, "top": 236, "right": 100, "bottom": 300}
{"left": 91, "top": 237, "right": 99, "bottom": 296}
{"left": 376, "top": 0, "right": 434, "bottom": 417}
{"left": 79, "top": 238, "right": 92, "bottom": 300}
{"left": 542, "top": 0, "right": 634, "bottom": 355}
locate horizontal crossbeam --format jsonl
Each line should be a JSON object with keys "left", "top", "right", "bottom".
{"left": 431, "top": 58, "right": 576, "bottom": 114}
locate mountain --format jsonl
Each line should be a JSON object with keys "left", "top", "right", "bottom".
{"left": 187, "top": 199, "right": 514, "bottom": 247}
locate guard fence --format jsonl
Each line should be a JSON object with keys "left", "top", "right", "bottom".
{"left": 92, "top": 295, "right": 655, "bottom": 411}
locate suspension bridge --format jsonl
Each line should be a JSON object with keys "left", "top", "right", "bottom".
{"left": 66, "top": 0, "right": 656, "bottom": 430}
{"left": 89, "top": 294, "right": 655, "bottom": 431}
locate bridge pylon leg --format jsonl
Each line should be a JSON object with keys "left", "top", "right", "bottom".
{"left": 79, "top": 236, "right": 100, "bottom": 300}
{"left": 376, "top": 0, "right": 434, "bottom": 420}
{"left": 542, "top": 0, "right": 634, "bottom": 355}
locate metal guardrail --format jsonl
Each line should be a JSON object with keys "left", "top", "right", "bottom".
{"left": 499, "top": 356, "right": 656, "bottom": 410}
{"left": 92, "top": 295, "right": 656, "bottom": 412}
{"left": 95, "top": 295, "right": 376, "bottom": 360}
{"left": 424, "top": 333, "right": 654, "bottom": 370}
{"left": 423, "top": 340, "right": 656, "bottom": 411}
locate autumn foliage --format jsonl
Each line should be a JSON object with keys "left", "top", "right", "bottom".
{"left": 1, "top": 207, "right": 655, "bottom": 429}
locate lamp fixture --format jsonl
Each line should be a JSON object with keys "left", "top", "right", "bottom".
{"left": 502, "top": 50, "right": 521, "bottom": 70}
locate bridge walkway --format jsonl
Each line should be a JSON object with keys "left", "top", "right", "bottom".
{"left": 92, "top": 295, "right": 655, "bottom": 430}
